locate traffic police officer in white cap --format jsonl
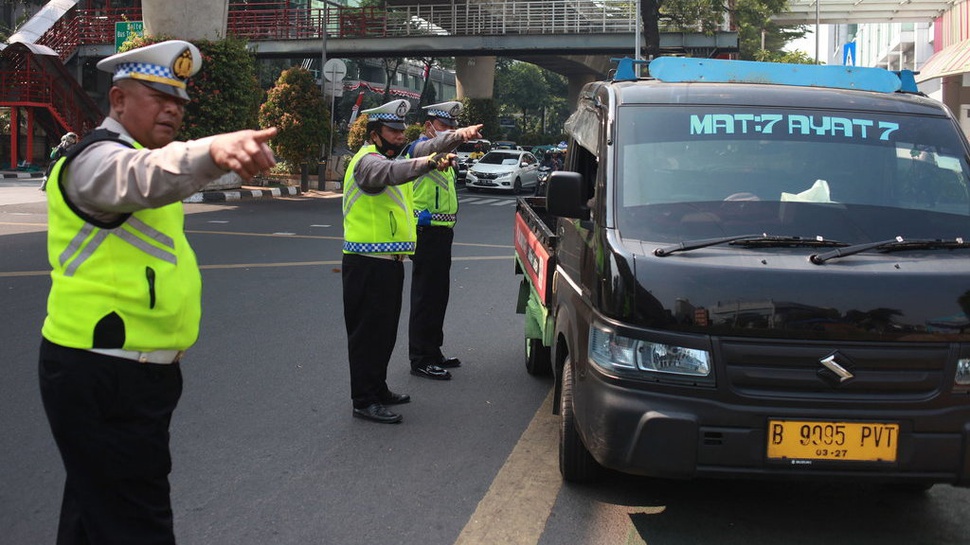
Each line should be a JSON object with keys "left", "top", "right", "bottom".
{"left": 341, "top": 99, "right": 482, "bottom": 423}
{"left": 406, "top": 101, "right": 468, "bottom": 381}
{"left": 39, "top": 40, "right": 277, "bottom": 544}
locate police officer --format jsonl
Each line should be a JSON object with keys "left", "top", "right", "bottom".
{"left": 407, "top": 101, "right": 466, "bottom": 379}
{"left": 342, "top": 99, "right": 482, "bottom": 424}
{"left": 39, "top": 40, "right": 277, "bottom": 544}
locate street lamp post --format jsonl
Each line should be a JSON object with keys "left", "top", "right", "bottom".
{"left": 815, "top": 0, "right": 820, "bottom": 64}
{"left": 635, "top": 0, "right": 641, "bottom": 61}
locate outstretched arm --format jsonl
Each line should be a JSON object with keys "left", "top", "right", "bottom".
{"left": 209, "top": 127, "right": 278, "bottom": 182}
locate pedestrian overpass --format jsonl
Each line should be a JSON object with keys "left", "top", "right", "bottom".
{"left": 2, "top": 0, "right": 737, "bottom": 166}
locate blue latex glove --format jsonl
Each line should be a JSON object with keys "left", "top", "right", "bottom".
{"left": 417, "top": 209, "right": 432, "bottom": 226}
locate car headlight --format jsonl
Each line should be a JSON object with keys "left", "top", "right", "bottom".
{"left": 589, "top": 324, "right": 712, "bottom": 379}
{"left": 495, "top": 172, "right": 512, "bottom": 180}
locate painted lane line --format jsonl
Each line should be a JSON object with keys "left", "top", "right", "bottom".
{"left": 454, "top": 389, "right": 560, "bottom": 545}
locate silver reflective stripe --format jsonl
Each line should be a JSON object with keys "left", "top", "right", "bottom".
{"left": 112, "top": 228, "right": 177, "bottom": 265}
{"left": 64, "top": 229, "right": 108, "bottom": 277}
{"left": 385, "top": 185, "right": 408, "bottom": 213}
{"left": 344, "top": 180, "right": 408, "bottom": 218}
{"left": 343, "top": 181, "right": 362, "bottom": 218}
{"left": 425, "top": 169, "right": 451, "bottom": 191}
{"left": 61, "top": 218, "right": 178, "bottom": 277}
{"left": 127, "top": 216, "right": 174, "bottom": 249}
{"left": 59, "top": 223, "right": 96, "bottom": 268}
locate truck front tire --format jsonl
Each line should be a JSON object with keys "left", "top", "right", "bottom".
{"left": 559, "top": 358, "right": 598, "bottom": 482}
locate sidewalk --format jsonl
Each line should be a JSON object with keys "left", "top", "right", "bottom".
{"left": 0, "top": 171, "right": 341, "bottom": 203}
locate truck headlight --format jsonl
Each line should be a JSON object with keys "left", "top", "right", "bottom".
{"left": 589, "top": 325, "right": 711, "bottom": 378}
{"left": 956, "top": 358, "right": 970, "bottom": 387}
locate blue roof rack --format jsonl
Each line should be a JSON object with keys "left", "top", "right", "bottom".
{"left": 647, "top": 57, "right": 903, "bottom": 94}
{"left": 611, "top": 57, "right": 649, "bottom": 82}
{"left": 893, "top": 69, "right": 920, "bottom": 93}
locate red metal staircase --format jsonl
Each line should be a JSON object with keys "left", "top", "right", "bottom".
{"left": 1, "top": 41, "right": 103, "bottom": 168}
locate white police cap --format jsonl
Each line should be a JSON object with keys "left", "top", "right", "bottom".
{"left": 97, "top": 40, "right": 202, "bottom": 101}
{"left": 422, "top": 101, "right": 462, "bottom": 127}
{"left": 362, "top": 99, "right": 410, "bottom": 130}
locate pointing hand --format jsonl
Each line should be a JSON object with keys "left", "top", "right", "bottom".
{"left": 209, "top": 127, "right": 278, "bottom": 181}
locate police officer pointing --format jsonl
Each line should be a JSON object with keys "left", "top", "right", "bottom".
{"left": 408, "top": 101, "right": 467, "bottom": 379}
{"left": 342, "top": 99, "right": 482, "bottom": 424}
{"left": 39, "top": 40, "right": 276, "bottom": 544}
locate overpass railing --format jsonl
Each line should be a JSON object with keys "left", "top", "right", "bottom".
{"left": 35, "top": 0, "right": 723, "bottom": 58}
{"left": 225, "top": 1, "right": 642, "bottom": 40}
{"left": 36, "top": 0, "right": 647, "bottom": 55}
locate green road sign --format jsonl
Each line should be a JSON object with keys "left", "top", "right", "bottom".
{"left": 115, "top": 21, "right": 144, "bottom": 52}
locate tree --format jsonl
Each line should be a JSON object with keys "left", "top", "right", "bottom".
{"left": 459, "top": 98, "right": 500, "bottom": 141}
{"left": 416, "top": 57, "right": 438, "bottom": 107}
{"left": 492, "top": 60, "right": 569, "bottom": 143}
{"left": 346, "top": 114, "right": 369, "bottom": 151}
{"left": 734, "top": 0, "right": 809, "bottom": 61}
{"left": 259, "top": 67, "right": 330, "bottom": 172}
{"left": 495, "top": 61, "right": 549, "bottom": 133}
{"left": 122, "top": 35, "right": 261, "bottom": 141}
{"left": 638, "top": 0, "right": 807, "bottom": 62}
{"left": 380, "top": 57, "right": 404, "bottom": 103}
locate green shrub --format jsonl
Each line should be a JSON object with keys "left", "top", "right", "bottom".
{"left": 259, "top": 67, "right": 331, "bottom": 172}
{"left": 121, "top": 35, "right": 261, "bottom": 141}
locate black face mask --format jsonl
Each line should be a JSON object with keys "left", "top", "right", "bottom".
{"left": 375, "top": 133, "right": 406, "bottom": 158}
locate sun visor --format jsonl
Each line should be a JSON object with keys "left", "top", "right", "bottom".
{"left": 563, "top": 101, "right": 600, "bottom": 156}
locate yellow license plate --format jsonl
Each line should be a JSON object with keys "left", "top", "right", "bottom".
{"left": 767, "top": 420, "right": 899, "bottom": 462}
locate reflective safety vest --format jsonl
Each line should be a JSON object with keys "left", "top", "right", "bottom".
{"left": 42, "top": 131, "right": 202, "bottom": 351}
{"left": 342, "top": 144, "right": 416, "bottom": 254}
{"left": 409, "top": 140, "right": 458, "bottom": 228}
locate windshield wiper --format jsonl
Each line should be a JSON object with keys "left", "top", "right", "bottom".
{"left": 810, "top": 236, "right": 970, "bottom": 264}
{"left": 654, "top": 234, "right": 844, "bottom": 257}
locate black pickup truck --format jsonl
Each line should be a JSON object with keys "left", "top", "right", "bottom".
{"left": 514, "top": 57, "right": 970, "bottom": 488}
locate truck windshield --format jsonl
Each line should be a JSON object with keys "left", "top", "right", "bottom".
{"left": 615, "top": 105, "right": 970, "bottom": 244}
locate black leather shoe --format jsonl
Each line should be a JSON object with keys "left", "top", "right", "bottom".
{"left": 380, "top": 391, "right": 411, "bottom": 405}
{"left": 352, "top": 403, "right": 402, "bottom": 424}
{"left": 438, "top": 357, "right": 462, "bottom": 368}
{"left": 410, "top": 364, "right": 452, "bottom": 380}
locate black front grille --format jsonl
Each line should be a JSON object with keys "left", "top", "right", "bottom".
{"left": 718, "top": 338, "right": 949, "bottom": 401}
{"left": 472, "top": 172, "right": 498, "bottom": 180}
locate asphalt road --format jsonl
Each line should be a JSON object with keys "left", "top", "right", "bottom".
{"left": 3, "top": 180, "right": 970, "bottom": 545}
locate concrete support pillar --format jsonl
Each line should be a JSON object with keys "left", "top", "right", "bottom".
{"left": 143, "top": 0, "right": 228, "bottom": 41}
{"left": 142, "top": 0, "right": 238, "bottom": 190}
{"left": 455, "top": 56, "right": 496, "bottom": 99}
{"left": 566, "top": 73, "right": 597, "bottom": 110}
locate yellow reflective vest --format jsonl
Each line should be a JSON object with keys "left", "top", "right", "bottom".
{"left": 342, "top": 144, "right": 416, "bottom": 254}
{"left": 409, "top": 137, "right": 458, "bottom": 228}
{"left": 42, "top": 133, "right": 202, "bottom": 351}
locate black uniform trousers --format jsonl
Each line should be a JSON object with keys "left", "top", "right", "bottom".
{"left": 408, "top": 226, "right": 454, "bottom": 366}
{"left": 342, "top": 253, "right": 405, "bottom": 408}
{"left": 38, "top": 338, "right": 183, "bottom": 545}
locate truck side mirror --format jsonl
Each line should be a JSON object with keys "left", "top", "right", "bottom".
{"left": 546, "top": 171, "right": 589, "bottom": 220}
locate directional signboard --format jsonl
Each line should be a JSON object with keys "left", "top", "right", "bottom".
{"left": 115, "top": 21, "right": 144, "bottom": 52}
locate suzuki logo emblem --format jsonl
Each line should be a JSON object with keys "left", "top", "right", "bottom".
{"left": 818, "top": 351, "right": 855, "bottom": 386}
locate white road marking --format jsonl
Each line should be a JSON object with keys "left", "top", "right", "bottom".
{"left": 454, "top": 390, "right": 561, "bottom": 545}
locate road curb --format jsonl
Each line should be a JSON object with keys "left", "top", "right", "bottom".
{"left": 0, "top": 172, "right": 44, "bottom": 179}
{"left": 184, "top": 186, "right": 301, "bottom": 203}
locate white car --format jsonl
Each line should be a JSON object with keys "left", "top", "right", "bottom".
{"left": 465, "top": 150, "right": 539, "bottom": 193}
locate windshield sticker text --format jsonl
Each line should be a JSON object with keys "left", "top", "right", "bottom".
{"left": 690, "top": 114, "right": 899, "bottom": 141}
